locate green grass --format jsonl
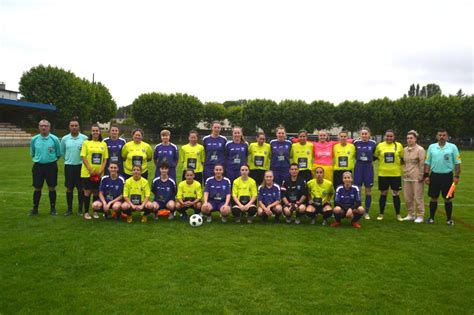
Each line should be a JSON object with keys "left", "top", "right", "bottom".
{"left": 0, "top": 147, "right": 473, "bottom": 314}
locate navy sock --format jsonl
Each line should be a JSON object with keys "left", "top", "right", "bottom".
{"left": 306, "top": 211, "right": 316, "bottom": 219}
{"left": 248, "top": 207, "right": 257, "bottom": 217}
{"left": 352, "top": 213, "right": 362, "bottom": 222}
{"left": 231, "top": 207, "right": 241, "bottom": 217}
{"left": 33, "top": 191, "right": 41, "bottom": 210}
{"left": 379, "top": 195, "right": 387, "bottom": 215}
{"left": 445, "top": 202, "right": 453, "bottom": 221}
{"left": 365, "top": 195, "right": 372, "bottom": 213}
{"left": 393, "top": 195, "right": 401, "bottom": 215}
{"left": 49, "top": 191, "right": 56, "bottom": 209}
{"left": 323, "top": 210, "right": 333, "bottom": 220}
{"left": 66, "top": 192, "right": 73, "bottom": 211}
{"left": 83, "top": 195, "right": 91, "bottom": 213}
{"left": 429, "top": 201, "right": 437, "bottom": 219}
{"left": 78, "top": 191, "right": 84, "bottom": 212}
{"left": 334, "top": 212, "right": 344, "bottom": 222}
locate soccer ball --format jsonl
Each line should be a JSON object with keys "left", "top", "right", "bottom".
{"left": 189, "top": 214, "right": 203, "bottom": 227}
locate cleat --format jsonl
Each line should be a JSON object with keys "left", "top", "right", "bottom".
{"left": 50, "top": 209, "right": 57, "bottom": 216}
{"left": 127, "top": 215, "right": 133, "bottom": 223}
{"left": 414, "top": 217, "right": 424, "bottom": 223}
{"left": 64, "top": 210, "right": 73, "bottom": 216}
{"left": 285, "top": 217, "right": 292, "bottom": 224}
{"left": 310, "top": 218, "right": 316, "bottom": 225}
{"left": 29, "top": 209, "right": 39, "bottom": 216}
{"left": 84, "top": 212, "right": 92, "bottom": 220}
{"left": 377, "top": 214, "right": 384, "bottom": 221}
{"left": 295, "top": 217, "right": 301, "bottom": 225}
{"left": 77, "top": 210, "right": 83, "bottom": 216}
{"left": 141, "top": 215, "right": 148, "bottom": 223}
{"left": 351, "top": 222, "right": 362, "bottom": 229}
{"left": 331, "top": 221, "right": 341, "bottom": 228}
{"left": 446, "top": 220, "right": 454, "bottom": 226}
{"left": 111, "top": 212, "right": 118, "bottom": 219}
{"left": 364, "top": 213, "right": 371, "bottom": 220}
{"left": 235, "top": 217, "right": 241, "bottom": 223}
{"left": 396, "top": 214, "right": 403, "bottom": 222}
{"left": 221, "top": 216, "right": 227, "bottom": 223}
{"left": 403, "top": 215, "right": 415, "bottom": 221}
{"left": 206, "top": 215, "right": 212, "bottom": 223}
{"left": 93, "top": 211, "right": 99, "bottom": 219}
{"left": 322, "top": 219, "right": 327, "bottom": 226}
{"left": 427, "top": 218, "right": 434, "bottom": 224}
{"left": 247, "top": 217, "right": 254, "bottom": 224}
{"left": 168, "top": 212, "right": 174, "bottom": 220}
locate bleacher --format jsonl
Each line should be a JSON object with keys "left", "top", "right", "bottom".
{"left": 0, "top": 122, "right": 32, "bottom": 147}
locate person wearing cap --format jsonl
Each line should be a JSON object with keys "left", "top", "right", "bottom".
{"left": 29, "top": 119, "right": 61, "bottom": 216}
{"left": 80, "top": 124, "right": 108, "bottom": 220}
{"left": 424, "top": 129, "right": 461, "bottom": 225}
{"left": 402, "top": 130, "right": 425, "bottom": 223}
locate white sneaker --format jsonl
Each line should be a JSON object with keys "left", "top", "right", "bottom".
{"left": 377, "top": 214, "right": 384, "bottom": 221}
{"left": 93, "top": 211, "right": 99, "bottom": 219}
{"left": 84, "top": 212, "right": 92, "bottom": 220}
{"left": 310, "top": 218, "right": 316, "bottom": 225}
{"left": 247, "top": 216, "right": 254, "bottom": 224}
{"left": 295, "top": 217, "right": 301, "bottom": 225}
{"left": 403, "top": 215, "right": 415, "bottom": 221}
{"left": 221, "top": 216, "right": 227, "bottom": 223}
{"left": 168, "top": 212, "right": 174, "bottom": 220}
{"left": 206, "top": 215, "right": 212, "bottom": 223}
{"left": 396, "top": 214, "right": 404, "bottom": 222}
{"left": 285, "top": 217, "right": 292, "bottom": 224}
{"left": 364, "top": 214, "right": 371, "bottom": 220}
{"left": 414, "top": 217, "right": 424, "bottom": 223}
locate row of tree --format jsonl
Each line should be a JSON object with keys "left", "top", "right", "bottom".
{"left": 19, "top": 65, "right": 117, "bottom": 128}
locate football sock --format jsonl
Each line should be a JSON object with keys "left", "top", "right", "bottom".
{"left": 393, "top": 195, "right": 401, "bottom": 215}
{"left": 445, "top": 202, "right": 453, "bottom": 221}
{"left": 379, "top": 195, "right": 387, "bottom": 215}
{"left": 429, "top": 201, "right": 437, "bottom": 219}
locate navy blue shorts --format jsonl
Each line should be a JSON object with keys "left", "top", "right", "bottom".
{"left": 209, "top": 200, "right": 226, "bottom": 212}
{"left": 354, "top": 162, "right": 373, "bottom": 187}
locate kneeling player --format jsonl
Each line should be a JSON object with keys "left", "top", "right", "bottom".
{"left": 121, "top": 165, "right": 153, "bottom": 223}
{"left": 151, "top": 162, "right": 177, "bottom": 220}
{"left": 257, "top": 170, "right": 283, "bottom": 223}
{"left": 331, "top": 172, "right": 365, "bottom": 228}
{"left": 232, "top": 164, "right": 258, "bottom": 224}
{"left": 281, "top": 163, "right": 307, "bottom": 224}
{"left": 306, "top": 167, "right": 334, "bottom": 225}
{"left": 176, "top": 169, "right": 203, "bottom": 219}
{"left": 92, "top": 163, "right": 125, "bottom": 219}
{"left": 201, "top": 164, "right": 231, "bottom": 223}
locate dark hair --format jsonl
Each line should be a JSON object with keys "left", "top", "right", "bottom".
{"left": 189, "top": 130, "right": 198, "bottom": 136}
{"left": 385, "top": 129, "right": 395, "bottom": 135}
{"left": 108, "top": 162, "right": 119, "bottom": 167}
{"left": 88, "top": 124, "right": 103, "bottom": 141}
{"left": 240, "top": 164, "right": 250, "bottom": 170}
{"left": 213, "top": 163, "right": 224, "bottom": 170}
{"left": 298, "top": 129, "right": 307, "bottom": 136}
{"left": 69, "top": 116, "right": 80, "bottom": 124}
{"left": 184, "top": 168, "right": 195, "bottom": 175}
{"left": 290, "top": 163, "right": 299, "bottom": 168}
{"left": 339, "top": 129, "right": 349, "bottom": 135}
{"left": 132, "top": 164, "right": 142, "bottom": 171}
{"left": 315, "top": 166, "right": 325, "bottom": 173}
{"left": 437, "top": 128, "right": 447, "bottom": 134}
{"left": 360, "top": 127, "right": 371, "bottom": 133}
{"left": 159, "top": 162, "right": 169, "bottom": 169}
{"left": 132, "top": 128, "right": 144, "bottom": 138}
{"left": 109, "top": 124, "right": 120, "bottom": 130}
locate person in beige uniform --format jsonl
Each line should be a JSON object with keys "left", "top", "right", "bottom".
{"left": 402, "top": 130, "right": 425, "bottom": 223}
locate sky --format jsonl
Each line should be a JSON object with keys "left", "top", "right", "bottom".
{"left": 1, "top": 0, "right": 473, "bottom": 107}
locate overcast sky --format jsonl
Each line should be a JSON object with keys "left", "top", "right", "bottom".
{"left": 1, "top": 0, "right": 473, "bottom": 106}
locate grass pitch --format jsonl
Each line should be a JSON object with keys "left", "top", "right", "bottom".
{"left": 0, "top": 147, "right": 473, "bottom": 314}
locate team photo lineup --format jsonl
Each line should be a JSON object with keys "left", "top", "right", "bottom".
{"left": 30, "top": 118, "right": 462, "bottom": 228}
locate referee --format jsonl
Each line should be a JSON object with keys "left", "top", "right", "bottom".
{"left": 424, "top": 129, "right": 461, "bottom": 225}
{"left": 29, "top": 120, "right": 61, "bottom": 216}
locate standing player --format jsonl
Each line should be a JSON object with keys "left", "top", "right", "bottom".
{"left": 232, "top": 164, "right": 258, "bottom": 223}
{"left": 248, "top": 132, "right": 271, "bottom": 185}
{"left": 203, "top": 122, "right": 227, "bottom": 181}
{"left": 80, "top": 124, "right": 109, "bottom": 220}
{"left": 332, "top": 130, "right": 356, "bottom": 190}
{"left": 103, "top": 125, "right": 126, "bottom": 175}
{"left": 179, "top": 130, "right": 205, "bottom": 183}
{"left": 122, "top": 129, "right": 153, "bottom": 179}
{"left": 224, "top": 126, "right": 248, "bottom": 182}
{"left": 270, "top": 126, "right": 292, "bottom": 185}
{"left": 153, "top": 129, "right": 179, "bottom": 182}
{"left": 313, "top": 130, "right": 336, "bottom": 183}
{"left": 151, "top": 162, "right": 177, "bottom": 220}
{"left": 175, "top": 169, "right": 203, "bottom": 219}
{"left": 374, "top": 129, "right": 404, "bottom": 221}
{"left": 257, "top": 170, "right": 283, "bottom": 223}
{"left": 402, "top": 130, "right": 425, "bottom": 223}
{"left": 91, "top": 162, "right": 124, "bottom": 219}
{"left": 290, "top": 129, "right": 314, "bottom": 182}
{"left": 121, "top": 165, "right": 153, "bottom": 223}
{"left": 60, "top": 118, "right": 88, "bottom": 216}
{"left": 29, "top": 119, "right": 61, "bottom": 216}
{"left": 332, "top": 172, "right": 365, "bottom": 228}
{"left": 201, "top": 164, "right": 232, "bottom": 223}
{"left": 281, "top": 163, "right": 308, "bottom": 224}
{"left": 353, "top": 127, "right": 377, "bottom": 219}
{"left": 424, "top": 129, "right": 461, "bottom": 225}
{"left": 306, "top": 167, "right": 334, "bottom": 225}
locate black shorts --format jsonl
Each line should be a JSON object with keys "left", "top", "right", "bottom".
{"left": 378, "top": 176, "right": 402, "bottom": 191}
{"left": 32, "top": 162, "right": 58, "bottom": 189}
{"left": 232, "top": 204, "right": 257, "bottom": 212}
{"left": 249, "top": 169, "right": 266, "bottom": 186}
{"left": 310, "top": 202, "right": 331, "bottom": 214}
{"left": 81, "top": 178, "right": 100, "bottom": 191}
{"left": 428, "top": 172, "right": 453, "bottom": 199}
{"left": 333, "top": 170, "right": 351, "bottom": 189}
{"left": 64, "top": 164, "right": 82, "bottom": 190}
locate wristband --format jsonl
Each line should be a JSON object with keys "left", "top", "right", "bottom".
{"left": 423, "top": 173, "right": 429, "bottom": 179}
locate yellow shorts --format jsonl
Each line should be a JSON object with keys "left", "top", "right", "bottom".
{"left": 313, "top": 164, "right": 333, "bottom": 183}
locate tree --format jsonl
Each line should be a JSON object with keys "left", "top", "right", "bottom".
{"left": 408, "top": 84, "right": 416, "bottom": 97}
{"left": 222, "top": 99, "right": 247, "bottom": 108}
{"left": 226, "top": 105, "right": 243, "bottom": 128}
{"left": 456, "top": 89, "right": 465, "bottom": 97}
{"left": 419, "top": 83, "right": 442, "bottom": 98}
{"left": 202, "top": 102, "right": 226, "bottom": 128}
{"left": 88, "top": 81, "right": 117, "bottom": 123}
{"left": 242, "top": 99, "right": 278, "bottom": 135}
{"left": 334, "top": 100, "right": 365, "bottom": 135}
{"left": 278, "top": 100, "right": 308, "bottom": 133}
{"left": 364, "top": 98, "right": 395, "bottom": 136}
{"left": 305, "top": 100, "right": 335, "bottom": 132}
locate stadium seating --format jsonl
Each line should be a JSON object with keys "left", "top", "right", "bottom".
{"left": 0, "top": 122, "right": 32, "bottom": 146}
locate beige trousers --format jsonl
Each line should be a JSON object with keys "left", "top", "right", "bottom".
{"left": 403, "top": 180, "right": 425, "bottom": 217}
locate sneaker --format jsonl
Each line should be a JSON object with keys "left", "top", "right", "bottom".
{"left": 206, "top": 215, "right": 212, "bottom": 223}
{"left": 29, "top": 209, "right": 38, "bottom": 216}
{"left": 351, "top": 222, "right": 362, "bottom": 229}
{"left": 247, "top": 217, "right": 254, "bottom": 224}
{"left": 377, "top": 214, "right": 384, "bottom": 221}
{"left": 403, "top": 215, "right": 415, "bottom": 221}
{"left": 141, "top": 215, "right": 148, "bottom": 223}
{"left": 364, "top": 213, "right": 371, "bottom": 220}
{"left": 93, "top": 211, "right": 99, "bottom": 219}
{"left": 127, "top": 215, "right": 133, "bottom": 223}
{"left": 235, "top": 217, "right": 241, "bottom": 223}
{"left": 221, "top": 216, "right": 227, "bottom": 223}
{"left": 446, "top": 220, "right": 454, "bottom": 226}
{"left": 180, "top": 213, "right": 189, "bottom": 221}
{"left": 331, "top": 221, "right": 341, "bottom": 228}
{"left": 168, "top": 212, "right": 175, "bottom": 220}
{"left": 84, "top": 212, "right": 92, "bottom": 220}
{"left": 427, "top": 218, "right": 434, "bottom": 224}
{"left": 322, "top": 219, "right": 327, "bottom": 226}
{"left": 414, "top": 217, "right": 424, "bottom": 223}
{"left": 50, "top": 209, "right": 57, "bottom": 216}
{"left": 295, "top": 217, "right": 301, "bottom": 225}
{"left": 310, "top": 218, "right": 316, "bottom": 225}
{"left": 111, "top": 212, "right": 118, "bottom": 219}
{"left": 77, "top": 210, "right": 83, "bottom": 216}
{"left": 285, "top": 217, "right": 292, "bottom": 224}
{"left": 396, "top": 214, "right": 403, "bottom": 222}
{"left": 64, "top": 210, "right": 73, "bottom": 216}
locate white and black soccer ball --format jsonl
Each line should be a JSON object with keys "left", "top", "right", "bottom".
{"left": 189, "top": 214, "right": 203, "bottom": 227}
